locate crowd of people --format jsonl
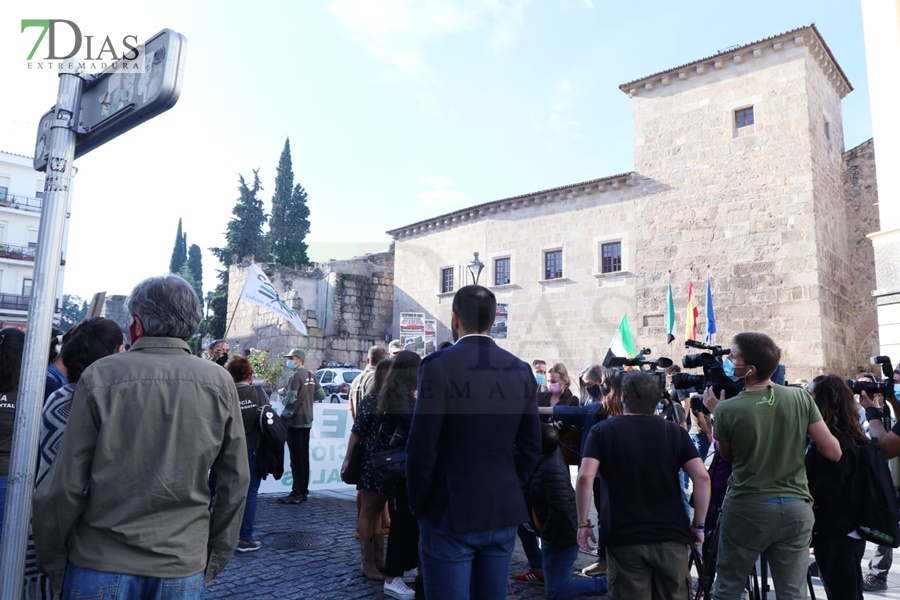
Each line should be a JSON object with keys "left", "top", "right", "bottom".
{"left": 1, "top": 274, "right": 899, "bottom": 599}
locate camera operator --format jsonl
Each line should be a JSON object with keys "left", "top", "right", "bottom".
{"left": 859, "top": 368, "right": 900, "bottom": 457}
{"left": 703, "top": 332, "right": 841, "bottom": 599}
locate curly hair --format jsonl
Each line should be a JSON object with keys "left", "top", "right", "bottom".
{"left": 60, "top": 318, "right": 125, "bottom": 383}
{"left": 226, "top": 355, "right": 253, "bottom": 384}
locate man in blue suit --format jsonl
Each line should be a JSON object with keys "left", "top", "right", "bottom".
{"left": 407, "top": 284, "right": 541, "bottom": 599}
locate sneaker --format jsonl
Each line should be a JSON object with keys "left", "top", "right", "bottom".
{"left": 401, "top": 568, "right": 418, "bottom": 583}
{"left": 582, "top": 559, "right": 607, "bottom": 577}
{"left": 235, "top": 539, "right": 261, "bottom": 553}
{"left": 384, "top": 577, "right": 416, "bottom": 599}
{"left": 277, "top": 493, "right": 305, "bottom": 504}
{"left": 864, "top": 574, "right": 888, "bottom": 592}
{"left": 513, "top": 569, "right": 544, "bottom": 584}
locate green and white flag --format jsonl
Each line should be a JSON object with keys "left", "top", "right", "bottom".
{"left": 666, "top": 281, "right": 676, "bottom": 344}
{"left": 240, "top": 263, "right": 308, "bottom": 336}
{"left": 604, "top": 314, "right": 637, "bottom": 367}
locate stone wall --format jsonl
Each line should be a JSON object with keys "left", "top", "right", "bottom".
{"left": 843, "top": 138, "right": 881, "bottom": 371}
{"left": 226, "top": 252, "right": 394, "bottom": 367}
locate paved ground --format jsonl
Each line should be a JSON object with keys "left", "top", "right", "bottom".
{"left": 209, "top": 490, "right": 900, "bottom": 599}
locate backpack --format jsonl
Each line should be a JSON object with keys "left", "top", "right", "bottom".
{"left": 857, "top": 440, "right": 900, "bottom": 548}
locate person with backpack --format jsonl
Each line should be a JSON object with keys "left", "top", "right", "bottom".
{"left": 805, "top": 375, "right": 867, "bottom": 599}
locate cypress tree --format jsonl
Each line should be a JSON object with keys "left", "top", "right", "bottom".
{"left": 268, "top": 138, "right": 310, "bottom": 267}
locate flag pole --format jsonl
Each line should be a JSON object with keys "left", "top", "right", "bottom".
{"left": 667, "top": 269, "right": 672, "bottom": 350}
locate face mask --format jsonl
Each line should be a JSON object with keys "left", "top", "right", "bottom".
{"left": 55, "top": 344, "right": 62, "bottom": 355}
{"left": 286, "top": 360, "right": 297, "bottom": 370}
{"left": 657, "top": 402, "right": 665, "bottom": 411}
{"left": 216, "top": 353, "right": 228, "bottom": 366}
{"left": 129, "top": 321, "right": 139, "bottom": 345}
{"left": 722, "top": 357, "right": 739, "bottom": 381}
{"left": 535, "top": 374, "right": 546, "bottom": 386}
{"left": 586, "top": 384, "right": 601, "bottom": 398}
{"left": 548, "top": 382, "right": 562, "bottom": 394}
{"left": 894, "top": 384, "right": 900, "bottom": 398}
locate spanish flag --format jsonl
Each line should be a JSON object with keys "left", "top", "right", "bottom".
{"left": 685, "top": 281, "right": 698, "bottom": 341}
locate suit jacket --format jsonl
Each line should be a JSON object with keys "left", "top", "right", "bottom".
{"left": 406, "top": 334, "right": 541, "bottom": 533}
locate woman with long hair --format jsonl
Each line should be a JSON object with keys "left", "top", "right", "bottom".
{"left": 342, "top": 358, "right": 393, "bottom": 580}
{"left": 377, "top": 351, "right": 421, "bottom": 600}
{"left": 805, "top": 374, "right": 868, "bottom": 599}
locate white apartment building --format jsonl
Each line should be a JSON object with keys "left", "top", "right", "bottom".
{"left": 0, "top": 151, "right": 72, "bottom": 328}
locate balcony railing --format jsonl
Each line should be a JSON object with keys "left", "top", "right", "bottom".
{"left": 0, "top": 192, "right": 43, "bottom": 213}
{"left": 0, "top": 293, "right": 61, "bottom": 313}
{"left": 0, "top": 244, "right": 36, "bottom": 262}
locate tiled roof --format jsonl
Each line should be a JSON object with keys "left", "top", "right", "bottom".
{"left": 619, "top": 23, "right": 852, "bottom": 96}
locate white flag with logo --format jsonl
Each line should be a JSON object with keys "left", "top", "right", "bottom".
{"left": 239, "top": 263, "right": 308, "bottom": 336}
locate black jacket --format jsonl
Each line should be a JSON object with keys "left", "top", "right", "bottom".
{"left": 806, "top": 430, "right": 864, "bottom": 536}
{"left": 525, "top": 448, "right": 577, "bottom": 546}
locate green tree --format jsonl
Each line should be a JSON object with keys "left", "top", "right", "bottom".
{"left": 187, "top": 244, "right": 203, "bottom": 299}
{"left": 169, "top": 218, "right": 187, "bottom": 274}
{"left": 176, "top": 265, "right": 203, "bottom": 304}
{"left": 59, "top": 294, "right": 88, "bottom": 331}
{"left": 209, "top": 171, "right": 268, "bottom": 338}
{"left": 267, "top": 138, "right": 310, "bottom": 267}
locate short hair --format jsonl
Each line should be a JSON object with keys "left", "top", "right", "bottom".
{"left": 368, "top": 345, "right": 388, "bottom": 366}
{"left": 451, "top": 285, "right": 496, "bottom": 333}
{"left": 857, "top": 371, "right": 878, "bottom": 382}
{"left": 621, "top": 371, "right": 660, "bottom": 415}
{"left": 665, "top": 365, "right": 681, "bottom": 375}
{"left": 541, "top": 423, "right": 560, "bottom": 456}
{"left": 733, "top": 332, "right": 781, "bottom": 380}
{"left": 0, "top": 328, "right": 26, "bottom": 394}
{"left": 61, "top": 317, "right": 124, "bottom": 383}
{"left": 532, "top": 359, "right": 547, "bottom": 368}
{"left": 548, "top": 362, "right": 571, "bottom": 388}
{"left": 128, "top": 275, "right": 202, "bottom": 340}
{"left": 437, "top": 341, "right": 453, "bottom": 350}
{"left": 226, "top": 355, "right": 253, "bottom": 384}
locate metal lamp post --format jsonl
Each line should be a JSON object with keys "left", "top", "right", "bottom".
{"left": 467, "top": 252, "right": 484, "bottom": 285}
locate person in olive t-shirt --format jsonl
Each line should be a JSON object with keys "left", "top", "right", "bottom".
{"left": 278, "top": 348, "right": 324, "bottom": 504}
{"left": 704, "top": 332, "right": 841, "bottom": 600}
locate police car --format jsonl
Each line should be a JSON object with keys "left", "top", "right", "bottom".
{"left": 314, "top": 363, "right": 362, "bottom": 403}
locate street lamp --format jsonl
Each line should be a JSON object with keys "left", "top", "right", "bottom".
{"left": 467, "top": 252, "right": 484, "bottom": 285}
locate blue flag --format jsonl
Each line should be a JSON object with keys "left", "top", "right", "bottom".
{"left": 705, "top": 276, "right": 716, "bottom": 343}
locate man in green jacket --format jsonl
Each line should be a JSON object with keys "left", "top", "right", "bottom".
{"left": 278, "top": 348, "right": 324, "bottom": 504}
{"left": 33, "top": 274, "right": 250, "bottom": 597}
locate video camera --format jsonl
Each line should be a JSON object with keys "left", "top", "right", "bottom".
{"left": 671, "top": 340, "right": 744, "bottom": 400}
{"left": 605, "top": 348, "right": 673, "bottom": 399}
{"left": 846, "top": 356, "right": 896, "bottom": 398}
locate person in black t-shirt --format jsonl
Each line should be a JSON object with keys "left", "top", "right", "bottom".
{"left": 575, "top": 371, "right": 710, "bottom": 599}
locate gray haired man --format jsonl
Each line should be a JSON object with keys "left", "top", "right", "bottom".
{"left": 34, "top": 274, "right": 249, "bottom": 597}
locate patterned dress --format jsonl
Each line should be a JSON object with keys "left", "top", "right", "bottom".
{"left": 352, "top": 393, "right": 389, "bottom": 495}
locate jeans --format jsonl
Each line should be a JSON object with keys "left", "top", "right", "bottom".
{"left": 713, "top": 498, "right": 814, "bottom": 600}
{"left": 542, "top": 543, "right": 607, "bottom": 600}
{"left": 287, "top": 427, "right": 311, "bottom": 495}
{"left": 239, "top": 449, "right": 261, "bottom": 541}
{"left": 418, "top": 514, "right": 516, "bottom": 600}
{"left": 517, "top": 523, "right": 542, "bottom": 572}
{"left": 691, "top": 433, "right": 711, "bottom": 462}
{"left": 62, "top": 562, "right": 206, "bottom": 599}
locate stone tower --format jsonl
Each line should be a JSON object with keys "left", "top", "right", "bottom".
{"left": 623, "top": 25, "right": 863, "bottom": 377}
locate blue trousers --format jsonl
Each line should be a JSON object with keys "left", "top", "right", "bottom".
{"left": 239, "top": 449, "right": 261, "bottom": 541}
{"left": 542, "top": 543, "right": 607, "bottom": 600}
{"left": 63, "top": 562, "right": 206, "bottom": 599}
{"left": 418, "top": 515, "right": 516, "bottom": 600}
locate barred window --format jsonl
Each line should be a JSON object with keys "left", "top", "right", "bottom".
{"left": 544, "top": 250, "right": 563, "bottom": 280}
{"left": 494, "top": 257, "right": 511, "bottom": 285}
{"left": 601, "top": 242, "right": 622, "bottom": 273}
{"left": 440, "top": 267, "right": 454, "bottom": 293}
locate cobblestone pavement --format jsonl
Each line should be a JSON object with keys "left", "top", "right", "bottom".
{"left": 209, "top": 490, "right": 900, "bottom": 599}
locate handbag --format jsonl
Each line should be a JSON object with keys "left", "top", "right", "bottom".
{"left": 342, "top": 442, "right": 365, "bottom": 485}
{"left": 371, "top": 419, "right": 408, "bottom": 483}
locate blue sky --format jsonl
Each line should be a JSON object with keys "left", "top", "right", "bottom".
{"left": 0, "top": 0, "right": 872, "bottom": 301}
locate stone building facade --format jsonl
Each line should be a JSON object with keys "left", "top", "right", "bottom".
{"left": 388, "top": 25, "right": 880, "bottom": 382}
{"left": 225, "top": 252, "right": 394, "bottom": 367}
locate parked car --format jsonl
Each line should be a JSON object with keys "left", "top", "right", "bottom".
{"left": 314, "top": 366, "right": 362, "bottom": 403}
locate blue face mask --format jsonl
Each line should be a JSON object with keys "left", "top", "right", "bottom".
{"left": 657, "top": 402, "right": 666, "bottom": 411}
{"left": 286, "top": 360, "right": 297, "bottom": 370}
{"left": 722, "top": 357, "right": 739, "bottom": 381}
{"left": 535, "top": 373, "right": 546, "bottom": 386}
{"left": 894, "top": 384, "right": 900, "bottom": 398}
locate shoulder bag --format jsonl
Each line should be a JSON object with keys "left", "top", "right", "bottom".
{"left": 371, "top": 419, "right": 408, "bottom": 484}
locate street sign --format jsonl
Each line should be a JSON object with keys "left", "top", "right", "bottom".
{"left": 34, "top": 28, "right": 186, "bottom": 172}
